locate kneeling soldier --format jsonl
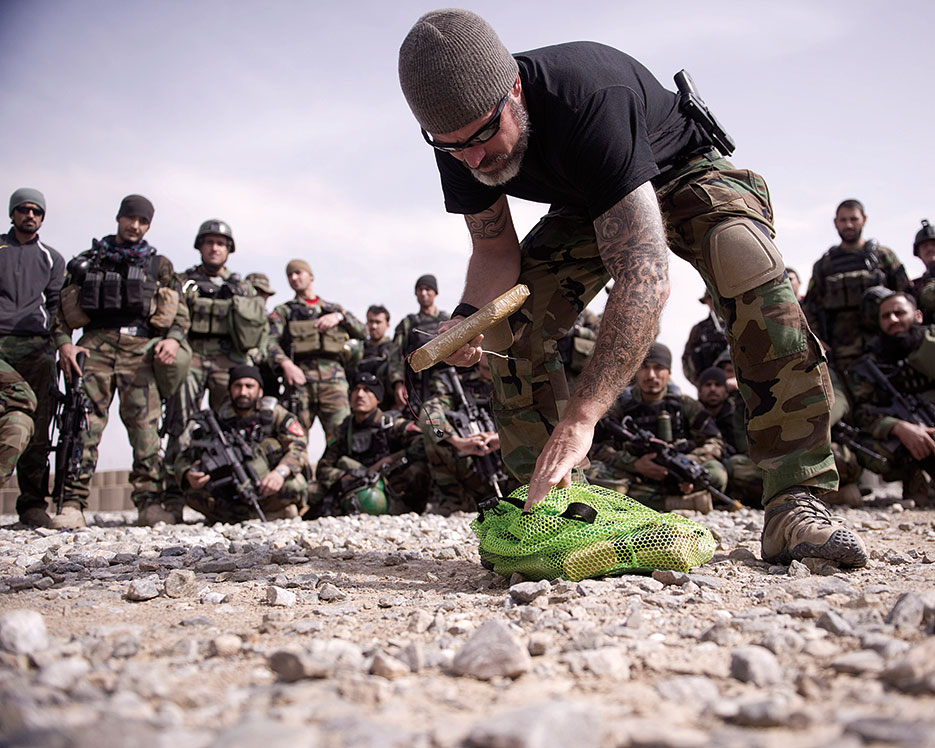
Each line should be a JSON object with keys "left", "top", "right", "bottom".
{"left": 313, "top": 372, "right": 429, "bottom": 516}
{"left": 175, "top": 364, "right": 309, "bottom": 523}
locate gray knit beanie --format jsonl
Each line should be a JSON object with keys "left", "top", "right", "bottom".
{"left": 9, "top": 187, "right": 46, "bottom": 217}
{"left": 398, "top": 8, "right": 518, "bottom": 134}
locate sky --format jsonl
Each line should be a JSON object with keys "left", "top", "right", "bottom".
{"left": 3, "top": 0, "right": 933, "bottom": 470}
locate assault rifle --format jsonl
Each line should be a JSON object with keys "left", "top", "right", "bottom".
{"left": 52, "top": 352, "right": 91, "bottom": 515}
{"left": 602, "top": 414, "right": 743, "bottom": 511}
{"left": 830, "top": 421, "right": 889, "bottom": 470}
{"left": 282, "top": 335, "right": 303, "bottom": 419}
{"left": 849, "top": 355, "right": 935, "bottom": 477}
{"left": 446, "top": 368, "right": 508, "bottom": 498}
{"left": 191, "top": 410, "right": 267, "bottom": 521}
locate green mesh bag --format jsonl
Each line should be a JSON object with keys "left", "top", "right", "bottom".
{"left": 471, "top": 484, "right": 716, "bottom": 582}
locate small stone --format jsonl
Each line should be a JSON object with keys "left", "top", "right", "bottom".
{"left": 451, "top": 620, "right": 531, "bottom": 680}
{"left": 655, "top": 675, "right": 720, "bottom": 706}
{"left": 211, "top": 634, "right": 243, "bottom": 658}
{"left": 528, "top": 632, "right": 551, "bottom": 657}
{"left": 371, "top": 651, "right": 410, "bottom": 680}
{"left": 509, "top": 579, "right": 551, "bottom": 604}
{"left": 830, "top": 649, "right": 884, "bottom": 675}
{"left": 803, "top": 557, "right": 840, "bottom": 575}
{"left": 399, "top": 642, "right": 423, "bottom": 673}
{"left": 163, "top": 569, "right": 198, "bottom": 598}
{"left": 201, "top": 591, "right": 229, "bottom": 604}
{"left": 845, "top": 717, "right": 935, "bottom": 745}
{"left": 126, "top": 578, "right": 160, "bottom": 601}
{"left": 728, "top": 548, "right": 757, "bottom": 562}
{"left": 266, "top": 585, "right": 296, "bottom": 607}
{"left": 268, "top": 649, "right": 327, "bottom": 682}
{"left": 778, "top": 599, "right": 830, "bottom": 618}
{"left": 817, "top": 610, "right": 855, "bottom": 637}
{"left": 730, "top": 645, "right": 783, "bottom": 686}
{"left": 880, "top": 639, "right": 935, "bottom": 694}
{"left": 180, "top": 616, "right": 213, "bottom": 627}
{"left": 885, "top": 592, "right": 925, "bottom": 632}
{"left": 787, "top": 559, "right": 811, "bottom": 577}
{"left": 408, "top": 609, "right": 432, "bottom": 634}
{"left": 464, "top": 700, "right": 602, "bottom": 748}
{"left": 0, "top": 610, "right": 48, "bottom": 655}
{"left": 728, "top": 697, "right": 807, "bottom": 728}
{"left": 760, "top": 629, "right": 805, "bottom": 655}
{"left": 36, "top": 657, "right": 91, "bottom": 690}
{"left": 318, "top": 583, "right": 346, "bottom": 602}
{"left": 652, "top": 569, "right": 690, "bottom": 586}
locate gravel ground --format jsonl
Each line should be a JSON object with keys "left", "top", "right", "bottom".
{"left": 0, "top": 494, "right": 934, "bottom": 748}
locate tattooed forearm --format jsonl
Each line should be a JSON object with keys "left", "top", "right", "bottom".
{"left": 465, "top": 196, "right": 510, "bottom": 242}
{"left": 573, "top": 182, "right": 670, "bottom": 412}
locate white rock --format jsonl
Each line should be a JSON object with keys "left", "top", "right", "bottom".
{"left": 0, "top": 609, "right": 48, "bottom": 655}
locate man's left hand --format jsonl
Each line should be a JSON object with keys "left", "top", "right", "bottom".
{"left": 259, "top": 469, "right": 285, "bottom": 496}
{"left": 154, "top": 338, "right": 180, "bottom": 365}
{"left": 316, "top": 312, "right": 343, "bottom": 332}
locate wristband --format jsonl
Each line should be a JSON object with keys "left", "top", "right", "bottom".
{"left": 452, "top": 302, "right": 480, "bottom": 319}
{"left": 275, "top": 466, "right": 290, "bottom": 478}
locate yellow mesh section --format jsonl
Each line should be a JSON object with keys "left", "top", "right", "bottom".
{"left": 471, "top": 483, "right": 716, "bottom": 582}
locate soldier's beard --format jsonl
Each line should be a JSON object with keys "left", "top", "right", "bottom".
{"left": 880, "top": 324, "right": 924, "bottom": 360}
{"left": 233, "top": 395, "right": 258, "bottom": 412}
{"left": 469, "top": 99, "right": 531, "bottom": 188}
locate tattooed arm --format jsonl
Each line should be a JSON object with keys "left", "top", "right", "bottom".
{"left": 440, "top": 195, "right": 522, "bottom": 366}
{"left": 525, "top": 181, "right": 670, "bottom": 507}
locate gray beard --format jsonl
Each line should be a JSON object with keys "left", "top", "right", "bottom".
{"left": 469, "top": 99, "right": 531, "bottom": 188}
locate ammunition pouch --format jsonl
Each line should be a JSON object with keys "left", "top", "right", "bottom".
{"left": 230, "top": 295, "right": 266, "bottom": 351}
{"left": 189, "top": 296, "right": 231, "bottom": 336}
{"left": 288, "top": 318, "right": 348, "bottom": 356}
{"left": 60, "top": 284, "right": 91, "bottom": 330}
{"left": 79, "top": 256, "right": 158, "bottom": 316}
{"left": 819, "top": 242, "right": 887, "bottom": 312}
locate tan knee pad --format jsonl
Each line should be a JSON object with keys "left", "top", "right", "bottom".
{"left": 705, "top": 218, "right": 785, "bottom": 298}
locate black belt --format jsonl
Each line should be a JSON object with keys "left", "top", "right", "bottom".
{"left": 87, "top": 323, "right": 153, "bottom": 338}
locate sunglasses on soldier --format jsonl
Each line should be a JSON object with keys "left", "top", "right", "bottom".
{"left": 14, "top": 205, "right": 44, "bottom": 217}
{"left": 421, "top": 92, "right": 510, "bottom": 153}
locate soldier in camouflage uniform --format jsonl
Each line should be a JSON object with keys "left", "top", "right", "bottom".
{"left": 400, "top": 9, "right": 867, "bottom": 568}
{"left": 909, "top": 220, "right": 935, "bottom": 324}
{"left": 313, "top": 371, "right": 429, "bottom": 515}
{"left": 586, "top": 344, "right": 727, "bottom": 512}
{"left": 55, "top": 195, "right": 189, "bottom": 527}
{"left": 267, "top": 259, "right": 364, "bottom": 442}
{"left": 162, "top": 220, "right": 269, "bottom": 521}
{"left": 349, "top": 305, "right": 407, "bottom": 412}
{"left": 0, "top": 188, "right": 65, "bottom": 526}
{"left": 802, "top": 199, "right": 910, "bottom": 376}
{"left": 419, "top": 356, "right": 514, "bottom": 513}
{"left": 245, "top": 272, "right": 282, "bottom": 401}
{"left": 393, "top": 274, "right": 451, "bottom": 407}
{"left": 175, "top": 365, "right": 310, "bottom": 522}
{"left": 845, "top": 291, "right": 935, "bottom": 505}
{"left": 681, "top": 290, "right": 728, "bottom": 387}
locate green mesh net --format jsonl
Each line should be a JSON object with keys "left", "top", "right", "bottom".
{"left": 471, "top": 483, "right": 716, "bottom": 582}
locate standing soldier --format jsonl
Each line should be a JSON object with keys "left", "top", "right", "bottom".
{"left": 681, "top": 290, "right": 728, "bottom": 387}
{"left": 162, "top": 220, "right": 269, "bottom": 517}
{"left": 55, "top": 195, "right": 189, "bottom": 527}
{"left": 394, "top": 274, "right": 450, "bottom": 407}
{"left": 803, "top": 199, "right": 910, "bottom": 375}
{"left": 267, "top": 259, "right": 365, "bottom": 442}
{"left": 0, "top": 188, "right": 64, "bottom": 526}
{"left": 245, "top": 272, "right": 282, "bottom": 400}
{"left": 909, "top": 219, "right": 935, "bottom": 324}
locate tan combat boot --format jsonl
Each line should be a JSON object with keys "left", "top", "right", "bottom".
{"left": 50, "top": 502, "right": 87, "bottom": 530}
{"left": 138, "top": 502, "right": 183, "bottom": 527}
{"left": 761, "top": 487, "right": 867, "bottom": 568}
{"left": 664, "top": 490, "right": 713, "bottom": 514}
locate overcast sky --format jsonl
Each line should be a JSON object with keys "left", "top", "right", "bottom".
{"left": 3, "top": 0, "right": 933, "bottom": 470}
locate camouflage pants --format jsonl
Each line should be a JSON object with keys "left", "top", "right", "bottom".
{"left": 184, "top": 473, "right": 308, "bottom": 524}
{"left": 0, "top": 336, "right": 53, "bottom": 507}
{"left": 489, "top": 155, "right": 837, "bottom": 504}
{"left": 0, "top": 354, "right": 38, "bottom": 490}
{"left": 286, "top": 361, "right": 350, "bottom": 443}
{"left": 585, "top": 457, "right": 727, "bottom": 511}
{"left": 65, "top": 330, "right": 164, "bottom": 507}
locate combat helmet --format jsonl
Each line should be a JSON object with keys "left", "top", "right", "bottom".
{"left": 343, "top": 478, "right": 390, "bottom": 515}
{"left": 914, "top": 219, "right": 935, "bottom": 257}
{"left": 194, "top": 219, "right": 235, "bottom": 252}
{"left": 861, "top": 285, "right": 895, "bottom": 329}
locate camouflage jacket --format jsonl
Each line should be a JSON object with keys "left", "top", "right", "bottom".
{"left": 418, "top": 368, "right": 495, "bottom": 442}
{"left": 845, "top": 325, "right": 935, "bottom": 440}
{"left": 53, "top": 239, "right": 189, "bottom": 348}
{"left": 316, "top": 407, "right": 423, "bottom": 490}
{"left": 591, "top": 384, "right": 725, "bottom": 470}
{"left": 911, "top": 272, "right": 935, "bottom": 325}
{"left": 394, "top": 308, "right": 451, "bottom": 398}
{"left": 268, "top": 296, "right": 365, "bottom": 381}
{"left": 175, "top": 398, "right": 309, "bottom": 483}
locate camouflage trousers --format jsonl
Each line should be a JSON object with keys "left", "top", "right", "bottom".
{"left": 184, "top": 471, "right": 308, "bottom": 524}
{"left": 489, "top": 154, "right": 837, "bottom": 504}
{"left": 0, "top": 351, "right": 38, "bottom": 491}
{"left": 65, "top": 330, "right": 164, "bottom": 508}
{"left": 585, "top": 457, "right": 727, "bottom": 512}
{"left": 284, "top": 359, "right": 351, "bottom": 443}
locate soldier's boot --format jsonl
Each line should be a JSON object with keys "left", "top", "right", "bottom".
{"left": 902, "top": 468, "right": 935, "bottom": 507}
{"left": 19, "top": 507, "right": 51, "bottom": 528}
{"left": 264, "top": 504, "right": 299, "bottom": 521}
{"left": 138, "top": 501, "right": 182, "bottom": 527}
{"left": 761, "top": 487, "right": 867, "bottom": 568}
{"left": 823, "top": 482, "right": 864, "bottom": 507}
{"left": 50, "top": 501, "right": 87, "bottom": 530}
{"left": 664, "top": 490, "right": 713, "bottom": 514}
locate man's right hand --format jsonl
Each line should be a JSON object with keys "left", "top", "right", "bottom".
{"left": 633, "top": 453, "right": 669, "bottom": 481}
{"left": 438, "top": 317, "right": 484, "bottom": 367}
{"left": 892, "top": 420, "right": 935, "bottom": 461}
{"left": 58, "top": 342, "right": 90, "bottom": 376}
{"left": 281, "top": 360, "right": 307, "bottom": 387}
{"left": 185, "top": 466, "right": 211, "bottom": 489}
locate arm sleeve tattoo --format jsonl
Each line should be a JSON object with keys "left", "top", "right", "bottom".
{"left": 465, "top": 198, "right": 510, "bottom": 242}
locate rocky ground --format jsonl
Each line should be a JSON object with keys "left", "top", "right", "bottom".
{"left": 0, "top": 492, "right": 933, "bottom": 748}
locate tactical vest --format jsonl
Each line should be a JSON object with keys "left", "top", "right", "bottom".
{"left": 616, "top": 389, "right": 688, "bottom": 442}
{"left": 343, "top": 413, "right": 394, "bottom": 465}
{"left": 286, "top": 299, "right": 348, "bottom": 356}
{"left": 187, "top": 274, "right": 241, "bottom": 337}
{"left": 818, "top": 240, "right": 887, "bottom": 312}
{"left": 687, "top": 316, "right": 728, "bottom": 378}
{"left": 401, "top": 312, "right": 444, "bottom": 357}
{"left": 79, "top": 248, "right": 159, "bottom": 326}
{"left": 218, "top": 398, "right": 282, "bottom": 470}
{"left": 358, "top": 341, "right": 392, "bottom": 377}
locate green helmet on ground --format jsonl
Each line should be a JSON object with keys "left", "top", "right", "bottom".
{"left": 349, "top": 479, "right": 389, "bottom": 515}
{"left": 194, "top": 219, "right": 236, "bottom": 252}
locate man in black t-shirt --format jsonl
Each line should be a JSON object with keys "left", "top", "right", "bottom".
{"left": 398, "top": 9, "right": 866, "bottom": 568}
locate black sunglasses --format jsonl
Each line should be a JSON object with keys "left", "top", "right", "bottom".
{"left": 421, "top": 93, "right": 510, "bottom": 153}
{"left": 14, "top": 205, "right": 44, "bottom": 217}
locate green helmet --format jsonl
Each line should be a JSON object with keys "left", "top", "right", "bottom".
{"left": 194, "top": 219, "right": 235, "bottom": 252}
{"left": 345, "top": 478, "right": 389, "bottom": 515}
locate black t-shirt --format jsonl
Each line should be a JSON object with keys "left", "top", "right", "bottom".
{"left": 436, "top": 41, "right": 708, "bottom": 220}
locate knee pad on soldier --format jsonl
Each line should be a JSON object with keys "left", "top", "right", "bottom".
{"left": 705, "top": 218, "right": 785, "bottom": 298}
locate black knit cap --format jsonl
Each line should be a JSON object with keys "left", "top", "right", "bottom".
{"left": 642, "top": 342, "right": 672, "bottom": 370}
{"left": 415, "top": 274, "right": 438, "bottom": 293}
{"left": 697, "top": 366, "right": 728, "bottom": 387}
{"left": 228, "top": 364, "right": 263, "bottom": 388}
{"left": 352, "top": 371, "right": 384, "bottom": 403}
{"left": 116, "top": 194, "right": 155, "bottom": 223}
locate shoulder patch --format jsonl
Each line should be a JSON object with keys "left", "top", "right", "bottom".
{"left": 286, "top": 418, "right": 305, "bottom": 437}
